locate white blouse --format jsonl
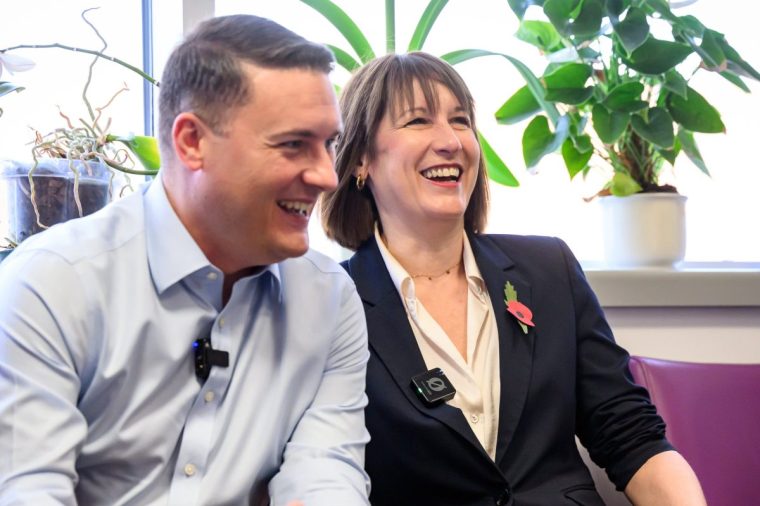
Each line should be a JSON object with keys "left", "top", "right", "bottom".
{"left": 374, "top": 228, "right": 501, "bottom": 460}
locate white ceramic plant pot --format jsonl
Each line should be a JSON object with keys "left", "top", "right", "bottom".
{"left": 599, "top": 193, "right": 687, "bottom": 269}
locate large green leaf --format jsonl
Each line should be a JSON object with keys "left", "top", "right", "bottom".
{"left": 662, "top": 70, "right": 688, "bottom": 99}
{"left": 630, "top": 107, "right": 674, "bottom": 149}
{"left": 543, "top": 62, "right": 594, "bottom": 105}
{"left": 561, "top": 137, "right": 592, "bottom": 178}
{"left": 592, "top": 103, "right": 629, "bottom": 143}
{"left": 645, "top": 0, "right": 678, "bottom": 23}
{"left": 385, "top": 0, "right": 396, "bottom": 53}
{"left": 509, "top": 0, "right": 545, "bottom": 19}
{"left": 326, "top": 44, "right": 361, "bottom": 72}
{"left": 516, "top": 20, "right": 562, "bottom": 52}
{"left": 677, "top": 127, "right": 709, "bottom": 176}
{"left": 715, "top": 35, "right": 760, "bottom": 81}
{"left": 569, "top": 0, "right": 603, "bottom": 39}
{"left": 604, "top": 0, "right": 630, "bottom": 20}
{"left": 108, "top": 134, "right": 161, "bottom": 172}
{"left": 603, "top": 82, "right": 647, "bottom": 112}
{"left": 408, "top": 0, "right": 449, "bottom": 51}
{"left": 478, "top": 131, "right": 519, "bottom": 187}
{"left": 627, "top": 37, "right": 692, "bottom": 74}
{"left": 609, "top": 171, "right": 642, "bottom": 196}
{"left": 673, "top": 15, "right": 705, "bottom": 38}
{"left": 495, "top": 86, "right": 541, "bottom": 124}
{"left": 300, "top": 0, "right": 375, "bottom": 63}
{"left": 0, "top": 82, "right": 25, "bottom": 98}
{"left": 719, "top": 70, "right": 750, "bottom": 93}
{"left": 666, "top": 87, "right": 725, "bottom": 133}
{"left": 440, "top": 49, "right": 560, "bottom": 124}
{"left": 698, "top": 28, "right": 726, "bottom": 69}
{"left": 612, "top": 6, "right": 648, "bottom": 53}
{"left": 543, "top": 0, "right": 581, "bottom": 35}
{"left": 522, "top": 114, "right": 570, "bottom": 168}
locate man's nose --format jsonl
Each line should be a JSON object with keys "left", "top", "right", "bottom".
{"left": 304, "top": 145, "right": 338, "bottom": 191}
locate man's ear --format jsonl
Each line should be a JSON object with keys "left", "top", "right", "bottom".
{"left": 172, "top": 112, "right": 208, "bottom": 171}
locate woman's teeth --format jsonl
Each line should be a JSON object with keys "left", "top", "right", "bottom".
{"left": 278, "top": 201, "right": 311, "bottom": 217}
{"left": 421, "top": 167, "right": 461, "bottom": 182}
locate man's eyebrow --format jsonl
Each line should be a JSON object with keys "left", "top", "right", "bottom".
{"left": 273, "top": 129, "right": 342, "bottom": 139}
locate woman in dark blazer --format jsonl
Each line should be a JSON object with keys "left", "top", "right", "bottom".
{"left": 321, "top": 52, "right": 705, "bottom": 506}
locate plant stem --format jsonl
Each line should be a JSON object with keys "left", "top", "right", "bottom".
{"left": 1, "top": 44, "right": 159, "bottom": 86}
{"left": 385, "top": 0, "right": 395, "bottom": 53}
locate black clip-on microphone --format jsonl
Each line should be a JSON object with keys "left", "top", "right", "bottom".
{"left": 193, "top": 337, "right": 229, "bottom": 381}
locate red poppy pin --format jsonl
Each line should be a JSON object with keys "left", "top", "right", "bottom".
{"left": 504, "top": 281, "right": 534, "bottom": 334}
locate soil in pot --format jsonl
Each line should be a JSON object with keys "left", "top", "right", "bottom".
{"left": 1, "top": 159, "right": 111, "bottom": 244}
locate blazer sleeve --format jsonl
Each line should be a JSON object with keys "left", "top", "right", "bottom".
{"left": 556, "top": 238, "right": 674, "bottom": 490}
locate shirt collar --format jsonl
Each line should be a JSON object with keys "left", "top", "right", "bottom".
{"left": 144, "top": 175, "right": 283, "bottom": 299}
{"left": 144, "top": 174, "right": 218, "bottom": 294}
{"left": 373, "top": 226, "right": 486, "bottom": 302}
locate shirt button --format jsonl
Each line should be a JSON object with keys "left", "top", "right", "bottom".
{"left": 206, "top": 272, "right": 218, "bottom": 281}
{"left": 470, "top": 414, "right": 480, "bottom": 424}
{"left": 218, "top": 318, "right": 225, "bottom": 328}
{"left": 184, "top": 463, "right": 197, "bottom": 477}
{"left": 204, "top": 391, "right": 215, "bottom": 403}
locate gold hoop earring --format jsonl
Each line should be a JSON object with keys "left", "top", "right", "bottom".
{"left": 355, "top": 174, "right": 366, "bottom": 191}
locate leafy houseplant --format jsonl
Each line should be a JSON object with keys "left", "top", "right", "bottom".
{"left": 498, "top": 0, "right": 760, "bottom": 197}
{"left": 0, "top": 8, "right": 160, "bottom": 250}
{"left": 299, "top": 0, "right": 551, "bottom": 188}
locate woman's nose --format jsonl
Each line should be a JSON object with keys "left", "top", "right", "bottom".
{"left": 431, "top": 122, "right": 463, "bottom": 154}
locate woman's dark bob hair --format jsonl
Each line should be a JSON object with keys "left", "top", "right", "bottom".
{"left": 321, "top": 52, "right": 490, "bottom": 251}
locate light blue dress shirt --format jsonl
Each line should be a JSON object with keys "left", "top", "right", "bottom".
{"left": 0, "top": 176, "right": 371, "bottom": 505}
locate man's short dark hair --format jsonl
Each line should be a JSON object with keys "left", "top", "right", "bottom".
{"left": 158, "top": 15, "right": 335, "bottom": 156}
{"left": 321, "top": 52, "right": 490, "bottom": 251}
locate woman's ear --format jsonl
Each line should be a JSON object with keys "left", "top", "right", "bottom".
{"left": 172, "top": 112, "right": 207, "bottom": 171}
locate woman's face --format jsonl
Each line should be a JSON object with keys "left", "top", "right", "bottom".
{"left": 363, "top": 80, "right": 480, "bottom": 234}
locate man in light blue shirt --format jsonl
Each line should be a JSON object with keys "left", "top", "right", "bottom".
{"left": 0, "top": 15, "right": 370, "bottom": 505}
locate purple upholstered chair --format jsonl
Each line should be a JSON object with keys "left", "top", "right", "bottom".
{"left": 628, "top": 356, "right": 760, "bottom": 506}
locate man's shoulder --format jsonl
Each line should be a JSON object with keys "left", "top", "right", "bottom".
{"left": 280, "top": 248, "right": 349, "bottom": 277}
{"left": 11, "top": 190, "right": 146, "bottom": 266}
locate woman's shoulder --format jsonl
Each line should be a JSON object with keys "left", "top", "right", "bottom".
{"left": 475, "top": 233, "right": 572, "bottom": 257}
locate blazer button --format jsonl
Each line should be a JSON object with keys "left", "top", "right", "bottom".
{"left": 494, "top": 486, "right": 512, "bottom": 505}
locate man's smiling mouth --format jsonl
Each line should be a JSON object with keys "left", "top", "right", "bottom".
{"left": 277, "top": 200, "right": 312, "bottom": 217}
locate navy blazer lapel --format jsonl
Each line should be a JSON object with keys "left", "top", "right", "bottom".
{"left": 348, "top": 238, "right": 487, "bottom": 456}
{"left": 469, "top": 233, "right": 536, "bottom": 465}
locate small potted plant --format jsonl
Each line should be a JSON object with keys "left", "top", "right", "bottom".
{"left": 0, "top": 8, "right": 159, "bottom": 255}
{"left": 498, "top": 0, "right": 759, "bottom": 267}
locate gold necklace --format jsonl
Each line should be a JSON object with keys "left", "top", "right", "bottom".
{"left": 410, "top": 259, "right": 462, "bottom": 281}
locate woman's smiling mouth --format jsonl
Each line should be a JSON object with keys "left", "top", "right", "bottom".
{"left": 420, "top": 166, "right": 462, "bottom": 183}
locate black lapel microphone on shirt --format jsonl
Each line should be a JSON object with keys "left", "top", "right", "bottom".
{"left": 193, "top": 337, "right": 229, "bottom": 381}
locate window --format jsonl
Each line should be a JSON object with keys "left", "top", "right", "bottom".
{"left": 215, "top": 0, "right": 760, "bottom": 263}
{"left": 1, "top": 1, "right": 148, "bottom": 164}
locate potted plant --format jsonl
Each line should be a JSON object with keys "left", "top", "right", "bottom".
{"left": 498, "top": 0, "right": 759, "bottom": 267}
{"left": 0, "top": 8, "right": 159, "bottom": 256}
{"left": 0, "top": 52, "right": 33, "bottom": 261}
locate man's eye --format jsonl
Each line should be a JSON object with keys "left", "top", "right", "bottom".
{"left": 280, "top": 140, "right": 303, "bottom": 149}
{"left": 325, "top": 137, "right": 338, "bottom": 150}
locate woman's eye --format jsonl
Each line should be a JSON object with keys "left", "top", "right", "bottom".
{"left": 452, "top": 116, "right": 472, "bottom": 127}
{"left": 404, "top": 117, "right": 429, "bottom": 127}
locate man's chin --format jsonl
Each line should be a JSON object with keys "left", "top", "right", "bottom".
{"left": 270, "top": 239, "right": 310, "bottom": 263}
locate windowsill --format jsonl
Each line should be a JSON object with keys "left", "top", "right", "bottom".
{"left": 581, "top": 262, "right": 760, "bottom": 307}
